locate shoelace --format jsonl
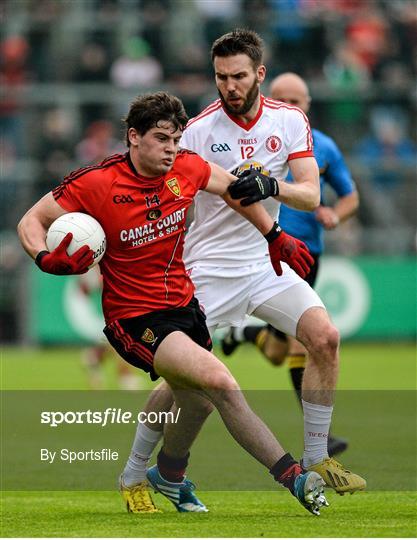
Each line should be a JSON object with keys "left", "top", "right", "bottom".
{"left": 130, "top": 483, "right": 157, "bottom": 512}
{"left": 327, "top": 458, "right": 351, "bottom": 473}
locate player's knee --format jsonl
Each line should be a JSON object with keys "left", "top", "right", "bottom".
{"left": 204, "top": 369, "right": 239, "bottom": 393}
{"left": 311, "top": 324, "right": 339, "bottom": 358}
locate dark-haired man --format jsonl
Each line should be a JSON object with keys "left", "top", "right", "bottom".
{"left": 123, "top": 30, "right": 365, "bottom": 512}
{"left": 18, "top": 91, "right": 327, "bottom": 517}
{"left": 221, "top": 72, "right": 360, "bottom": 458}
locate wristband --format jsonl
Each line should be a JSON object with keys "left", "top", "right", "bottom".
{"left": 264, "top": 222, "right": 282, "bottom": 244}
{"left": 35, "top": 250, "right": 49, "bottom": 269}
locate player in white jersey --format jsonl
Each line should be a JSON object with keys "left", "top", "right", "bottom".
{"left": 120, "top": 29, "right": 366, "bottom": 513}
{"left": 182, "top": 95, "right": 318, "bottom": 330}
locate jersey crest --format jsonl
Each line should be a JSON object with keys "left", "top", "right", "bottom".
{"left": 141, "top": 328, "right": 156, "bottom": 343}
{"left": 265, "top": 135, "right": 282, "bottom": 153}
{"left": 166, "top": 177, "right": 181, "bottom": 197}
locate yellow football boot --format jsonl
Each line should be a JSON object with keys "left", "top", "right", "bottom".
{"left": 120, "top": 477, "right": 161, "bottom": 513}
{"left": 307, "top": 458, "right": 366, "bottom": 495}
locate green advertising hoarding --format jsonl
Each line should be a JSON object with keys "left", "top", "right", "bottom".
{"left": 29, "top": 256, "right": 416, "bottom": 343}
{"left": 29, "top": 268, "right": 104, "bottom": 344}
{"left": 315, "top": 257, "right": 416, "bottom": 339}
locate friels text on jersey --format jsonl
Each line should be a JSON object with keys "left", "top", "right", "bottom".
{"left": 210, "top": 143, "right": 231, "bottom": 152}
{"left": 120, "top": 207, "right": 186, "bottom": 246}
{"left": 238, "top": 138, "right": 257, "bottom": 145}
{"left": 113, "top": 194, "right": 134, "bottom": 204}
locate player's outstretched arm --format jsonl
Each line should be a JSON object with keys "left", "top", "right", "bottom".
{"left": 228, "top": 157, "right": 320, "bottom": 211}
{"left": 203, "top": 161, "right": 314, "bottom": 278}
{"left": 204, "top": 161, "right": 274, "bottom": 235}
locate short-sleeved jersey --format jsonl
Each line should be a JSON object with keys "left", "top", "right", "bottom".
{"left": 52, "top": 151, "right": 211, "bottom": 323}
{"left": 181, "top": 95, "right": 313, "bottom": 270}
{"left": 279, "top": 128, "right": 356, "bottom": 254}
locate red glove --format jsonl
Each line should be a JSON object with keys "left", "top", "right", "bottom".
{"left": 265, "top": 223, "right": 314, "bottom": 279}
{"left": 35, "top": 233, "right": 94, "bottom": 275}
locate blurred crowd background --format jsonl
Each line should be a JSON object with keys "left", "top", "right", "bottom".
{"left": 1, "top": 0, "right": 416, "bottom": 342}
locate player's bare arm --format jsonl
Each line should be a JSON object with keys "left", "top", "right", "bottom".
{"left": 204, "top": 160, "right": 274, "bottom": 235}
{"left": 18, "top": 192, "right": 93, "bottom": 275}
{"left": 228, "top": 157, "right": 319, "bottom": 211}
{"left": 204, "top": 160, "right": 313, "bottom": 277}
{"left": 280, "top": 156, "right": 320, "bottom": 210}
{"left": 17, "top": 192, "right": 68, "bottom": 259}
{"left": 315, "top": 190, "right": 359, "bottom": 230}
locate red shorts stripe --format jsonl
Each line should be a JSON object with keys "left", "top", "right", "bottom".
{"left": 112, "top": 321, "right": 154, "bottom": 365}
{"left": 113, "top": 321, "right": 154, "bottom": 364}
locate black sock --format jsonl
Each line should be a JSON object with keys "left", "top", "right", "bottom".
{"left": 243, "top": 325, "right": 264, "bottom": 344}
{"left": 157, "top": 449, "right": 189, "bottom": 483}
{"left": 270, "top": 453, "right": 304, "bottom": 494}
{"left": 288, "top": 354, "right": 306, "bottom": 407}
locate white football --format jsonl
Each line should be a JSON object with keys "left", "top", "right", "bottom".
{"left": 46, "top": 212, "right": 106, "bottom": 268}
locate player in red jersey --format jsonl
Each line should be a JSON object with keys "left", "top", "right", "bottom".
{"left": 18, "top": 92, "right": 327, "bottom": 516}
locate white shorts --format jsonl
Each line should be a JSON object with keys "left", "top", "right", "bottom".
{"left": 187, "top": 261, "right": 324, "bottom": 337}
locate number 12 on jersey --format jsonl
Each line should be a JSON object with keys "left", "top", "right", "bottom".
{"left": 240, "top": 146, "right": 254, "bottom": 159}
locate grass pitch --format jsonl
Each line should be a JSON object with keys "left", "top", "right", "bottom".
{"left": 2, "top": 491, "right": 416, "bottom": 538}
{"left": 1, "top": 342, "right": 416, "bottom": 537}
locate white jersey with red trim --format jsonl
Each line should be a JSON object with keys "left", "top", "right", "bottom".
{"left": 182, "top": 95, "right": 314, "bottom": 269}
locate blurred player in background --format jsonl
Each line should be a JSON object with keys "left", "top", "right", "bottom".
{"left": 221, "top": 72, "right": 359, "bottom": 457}
{"left": 120, "top": 29, "right": 365, "bottom": 514}
{"left": 18, "top": 91, "right": 328, "bottom": 517}
{"left": 78, "top": 267, "right": 140, "bottom": 390}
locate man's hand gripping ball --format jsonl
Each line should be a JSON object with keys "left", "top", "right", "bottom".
{"left": 35, "top": 233, "right": 94, "bottom": 275}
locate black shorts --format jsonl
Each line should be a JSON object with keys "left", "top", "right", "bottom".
{"left": 304, "top": 254, "right": 320, "bottom": 288}
{"left": 267, "top": 254, "right": 320, "bottom": 338}
{"left": 103, "top": 297, "right": 212, "bottom": 381}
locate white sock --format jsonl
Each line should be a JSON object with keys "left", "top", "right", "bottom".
{"left": 302, "top": 399, "right": 333, "bottom": 467}
{"left": 122, "top": 424, "right": 163, "bottom": 487}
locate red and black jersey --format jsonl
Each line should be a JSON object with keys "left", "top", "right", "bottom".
{"left": 52, "top": 151, "right": 211, "bottom": 323}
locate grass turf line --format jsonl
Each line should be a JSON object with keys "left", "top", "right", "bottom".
{"left": 1, "top": 491, "right": 416, "bottom": 538}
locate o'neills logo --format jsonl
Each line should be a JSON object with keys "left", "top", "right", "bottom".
{"left": 265, "top": 135, "right": 282, "bottom": 153}
{"left": 166, "top": 177, "right": 181, "bottom": 197}
{"left": 141, "top": 328, "right": 155, "bottom": 343}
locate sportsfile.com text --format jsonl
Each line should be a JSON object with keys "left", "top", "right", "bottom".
{"left": 40, "top": 408, "right": 181, "bottom": 428}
